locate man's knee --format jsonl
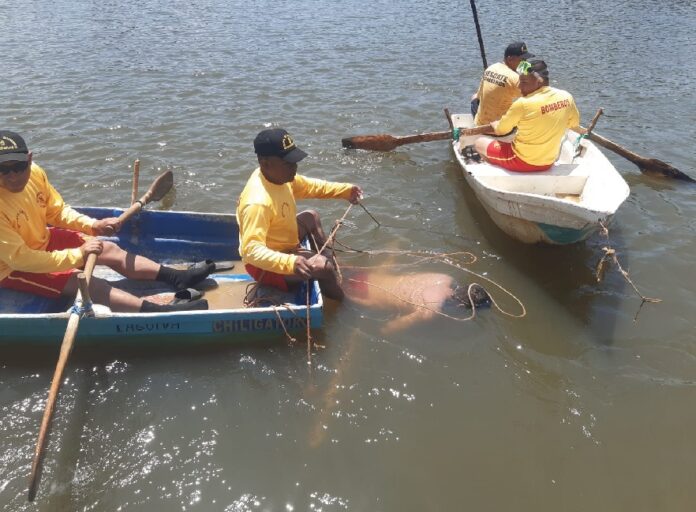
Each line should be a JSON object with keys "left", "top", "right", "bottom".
{"left": 297, "top": 209, "right": 321, "bottom": 228}
{"left": 307, "top": 254, "right": 335, "bottom": 278}
{"left": 474, "top": 137, "right": 491, "bottom": 155}
{"left": 96, "top": 240, "right": 123, "bottom": 262}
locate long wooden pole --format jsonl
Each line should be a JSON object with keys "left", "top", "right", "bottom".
{"left": 130, "top": 159, "right": 140, "bottom": 205}
{"left": 341, "top": 130, "right": 451, "bottom": 152}
{"left": 470, "top": 0, "right": 487, "bottom": 69}
{"left": 585, "top": 131, "right": 695, "bottom": 182}
{"left": 27, "top": 266, "right": 95, "bottom": 501}
{"left": 27, "top": 170, "right": 174, "bottom": 501}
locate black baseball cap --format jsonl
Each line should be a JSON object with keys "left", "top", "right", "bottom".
{"left": 0, "top": 131, "right": 29, "bottom": 163}
{"left": 527, "top": 59, "right": 549, "bottom": 79}
{"left": 253, "top": 128, "right": 308, "bottom": 163}
{"left": 505, "top": 41, "right": 534, "bottom": 59}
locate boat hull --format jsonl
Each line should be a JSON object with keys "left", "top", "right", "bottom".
{"left": 451, "top": 113, "right": 629, "bottom": 245}
{"left": 0, "top": 208, "right": 322, "bottom": 343}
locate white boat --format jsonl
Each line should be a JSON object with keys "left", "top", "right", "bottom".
{"left": 451, "top": 113, "right": 630, "bottom": 245}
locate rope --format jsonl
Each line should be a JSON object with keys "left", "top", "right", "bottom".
{"left": 337, "top": 244, "right": 526, "bottom": 320}
{"left": 70, "top": 299, "right": 95, "bottom": 317}
{"left": 595, "top": 221, "right": 661, "bottom": 319}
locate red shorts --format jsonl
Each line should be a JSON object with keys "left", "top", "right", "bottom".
{"left": 245, "top": 264, "right": 290, "bottom": 292}
{"left": 486, "top": 141, "right": 552, "bottom": 172}
{"left": 0, "top": 227, "right": 86, "bottom": 298}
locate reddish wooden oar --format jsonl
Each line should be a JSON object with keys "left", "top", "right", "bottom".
{"left": 27, "top": 170, "right": 174, "bottom": 502}
{"left": 342, "top": 130, "right": 451, "bottom": 152}
{"left": 584, "top": 130, "right": 695, "bottom": 182}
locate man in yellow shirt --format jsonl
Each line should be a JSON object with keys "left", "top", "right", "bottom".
{"left": 237, "top": 128, "right": 363, "bottom": 300}
{"left": 0, "top": 131, "right": 213, "bottom": 312}
{"left": 471, "top": 41, "right": 534, "bottom": 126}
{"left": 462, "top": 59, "right": 583, "bottom": 172}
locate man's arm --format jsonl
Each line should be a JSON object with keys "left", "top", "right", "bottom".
{"left": 460, "top": 124, "right": 496, "bottom": 137}
{"left": 381, "top": 308, "right": 436, "bottom": 335}
{"left": 292, "top": 175, "right": 359, "bottom": 202}
{"left": 0, "top": 223, "right": 84, "bottom": 273}
{"left": 41, "top": 173, "right": 96, "bottom": 235}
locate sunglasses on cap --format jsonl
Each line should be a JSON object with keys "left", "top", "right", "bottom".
{"left": 0, "top": 160, "right": 29, "bottom": 175}
{"left": 516, "top": 61, "right": 533, "bottom": 75}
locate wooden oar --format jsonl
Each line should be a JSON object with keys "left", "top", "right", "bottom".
{"left": 575, "top": 108, "right": 603, "bottom": 158}
{"left": 583, "top": 130, "right": 695, "bottom": 182}
{"left": 27, "top": 170, "right": 174, "bottom": 501}
{"left": 342, "top": 130, "right": 451, "bottom": 152}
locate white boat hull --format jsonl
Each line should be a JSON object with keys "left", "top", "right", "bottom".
{"left": 451, "top": 114, "right": 630, "bottom": 244}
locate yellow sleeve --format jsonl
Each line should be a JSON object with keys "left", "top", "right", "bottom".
{"left": 292, "top": 175, "right": 353, "bottom": 200}
{"left": 42, "top": 170, "right": 95, "bottom": 235}
{"left": 493, "top": 99, "right": 524, "bottom": 135}
{"left": 567, "top": 98, "right": 581, "bottom": 130}
{"left": 238, "top": 203, "right": 297, "bottom": 275}
{"left": 0, "top": 219, "right": 84, "bottom": 273}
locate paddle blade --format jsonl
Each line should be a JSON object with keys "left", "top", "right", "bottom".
{"left": 640, "top": 159, "right": 696, "bottom": 183}
{"left": 141, "top": 170, "right": 174, "bottom": 204}
{"left": 342, "top": 134, "right": 400, "bottom": 152}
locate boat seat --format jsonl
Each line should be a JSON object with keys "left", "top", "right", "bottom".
{"left": 477, "top": 172, "right": 587, "bottom": 196}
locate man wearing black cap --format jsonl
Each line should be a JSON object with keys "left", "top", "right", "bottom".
{"left": 462, "top": 59, "right": 583, "bottom": 172}
{"left": 0, "top": 131, "right": 214, "bottom": 312}
{"left": 236, "top": 128, "right": 363, "bottom": 300}
{"left": 471, "top": 41, "right": 534, "bottom": 126}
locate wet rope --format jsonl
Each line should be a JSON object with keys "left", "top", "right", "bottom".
{"left": 596, "top": 221, "right": 661, "bottom": 320}
{"left": 339, "top": 248, "right": 526, "bottom": 321}
{"left": 70, "top": 299, "right": 95, "bottom": 317}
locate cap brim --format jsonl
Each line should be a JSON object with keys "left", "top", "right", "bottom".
{"left": 520, "top": 51, "right": 535, "bottom": 59}
{"left": 282, "top": 147, "right": 308, "bottom": 163}
{"left": 0, "top": 152, "right": 29, "bottom": 164}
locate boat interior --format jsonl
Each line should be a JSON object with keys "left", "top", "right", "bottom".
{"left": 451, "top": 114, "right": 604, "bottom": 203}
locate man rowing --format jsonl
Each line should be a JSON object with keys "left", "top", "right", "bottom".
{"left": 462, "top": 59, "right": 584, "bottom": 172}
{"left": 0, "top": 131, "right": 213, "bottom": 312}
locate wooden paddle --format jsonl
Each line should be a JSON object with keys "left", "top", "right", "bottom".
{"left": 27, "top": 170, "right": 174, "bottom": 502}
{"left": 582, "top": 130, "right": 695, "bottom": 182}
{"left": 341, "top": 130, "right": 452, "bottom": 152}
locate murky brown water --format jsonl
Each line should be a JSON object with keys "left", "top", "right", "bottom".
{"left": 1, "top": 0, "right": 695, "bottom": 510}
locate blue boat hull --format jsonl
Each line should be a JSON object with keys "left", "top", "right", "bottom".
{"left": 0, "top": 208, "right": 322, "bottom": 343}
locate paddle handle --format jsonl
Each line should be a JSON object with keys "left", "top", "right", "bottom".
{"left": 444, "top": 108, "right": 454, "bottom": 131}
{"left": 585, "top": 108, "right": 603, "bottom": 136}
{"left": 28, "top": 273, "right": 93, "bottom": 501}
{"left": 396, "top": 130, "right": 452, "bottom": 146}
{"left": 119, "top": 199, "right": 146, "bottom": 224}
{"left": 130, "top": 159, "right": 140, "bottom": 205}
{"left": 584, "top": 130, "right": 645, "bottom": 165}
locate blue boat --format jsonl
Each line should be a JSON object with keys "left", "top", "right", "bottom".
{"left": 0, "top": 208, "right": 322, "bottom": 342}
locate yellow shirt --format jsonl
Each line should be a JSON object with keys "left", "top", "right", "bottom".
{"left": 236, "top": 168, "right": 353, "bottom": 275}
{"left": 0, "top": 163, "right": 95, "bottom": 280}
{"left": 474, "top": 62, "right": 521, "bottom": 125}
{"left": 493, "top": 86, "right": 581, "bottom": 166}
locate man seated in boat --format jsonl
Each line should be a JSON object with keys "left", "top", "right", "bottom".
{"left": 471, "top": 41, "right": 534, "bottom": 125}
{"left": 341, "top": 267, "right": 491, "bottom": 335}
{"left": 0, "top": 131, "right": 214, "bottom": 312}
{"left": 237, "top": 128, "right": 363, "bottom": 301}
{"left": 462, "top": 59, "right": 585, "bottom": 172}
